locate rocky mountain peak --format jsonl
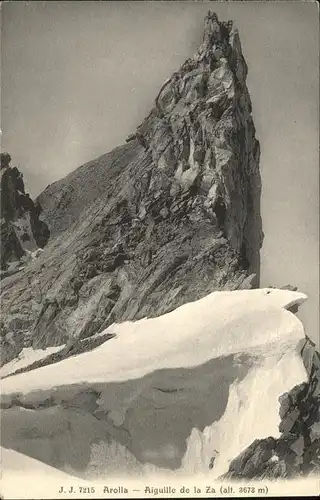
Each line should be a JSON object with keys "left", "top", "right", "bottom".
{"left": 1, "top": 11, "right": 319, "bottom": 491}
{"left": 1, "top": 12, "right": 262, "bottom": 363}
{"left": 131, "top": 11, "right": 263, "bottom": 282}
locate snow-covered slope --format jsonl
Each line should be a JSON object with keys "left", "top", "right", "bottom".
{"left": 1, "top": 447, "right": 83, "bottom": 499}
{"left": 1, "top": 446, "right": 78, "bottom": 479}
{"left": 0, "top": 288, "right": 310, "bottom": 482}
{"left": 0, "top": 345, "right": 64, "bottom": 378}
{"left": 1, "top": 288, "right": 307, "bottom": 392}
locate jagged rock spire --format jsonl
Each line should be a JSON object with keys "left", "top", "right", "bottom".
{"left": 202, "top": 11, "right": 233, "bottom": 45}
{"left": 0, "top": 155, "right": 50, "bottom": 271}
{"left": 135, "top": 11, "right": 263, "bottom": 283}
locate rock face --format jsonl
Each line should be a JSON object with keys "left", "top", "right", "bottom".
{"left": 0, "top": 153, "right": 50, "bottom": 272}
{"left": 220, "top": 337, "right": 320, "bottom": 479}
{"left": 0, "top": 12, "right": 262, "bottom": 364}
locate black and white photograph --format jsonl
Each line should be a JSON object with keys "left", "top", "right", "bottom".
{"left": 0, "top": 1, "right": 319, "bottom": 498}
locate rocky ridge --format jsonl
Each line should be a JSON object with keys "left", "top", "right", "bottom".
{"left": 0, "top": 153, "right": 50, "bottom": 274}
{"left": 1, "top": 12, "right": 262, "bottom": 365}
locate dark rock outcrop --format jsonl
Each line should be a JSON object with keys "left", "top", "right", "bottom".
{"left": 1, "top": 12, "right": 263, "bottom": 364}
{"left": 0, "top": 153, "right": 50, "bottom": 272}
{"left": 220, "top": 336, "right": 320, "bottom": 479}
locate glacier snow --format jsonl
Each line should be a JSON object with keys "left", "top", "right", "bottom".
{"left": 0, "top": 288, "right": 309, "bottom": 482}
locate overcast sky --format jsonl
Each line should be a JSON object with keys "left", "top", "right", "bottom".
{"left": 1, "top": 1, "right": 319, "bottom": 345}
